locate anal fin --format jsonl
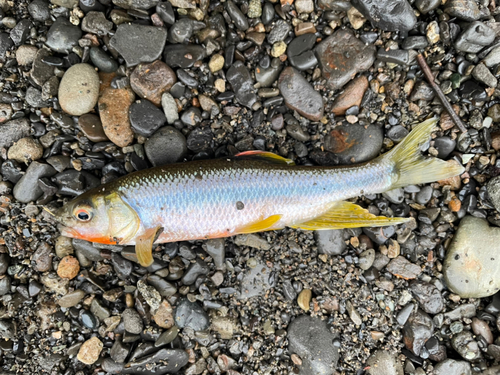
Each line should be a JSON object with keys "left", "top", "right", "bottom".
{"left": 135, "top": 226, "right": 163, "bottom": 267}
{"left": 291, "top": 201, "right": 410, "bottom": 230}
{"left": 236, "top": 214, "right": 283, "bottom": 234}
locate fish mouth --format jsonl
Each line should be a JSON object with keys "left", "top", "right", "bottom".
{"left": 57, "top": 224, "right": 79, "bottom": 239}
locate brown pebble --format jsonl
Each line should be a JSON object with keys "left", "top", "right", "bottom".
{"left": 130, "top": 60, "right": 176, "bottom": 106}
{"left": 472, "top": 317, "right": 493, "bottom": 344}
{"left": 125, "top": 293, "right": 134, "bottom": 308}
{"left": 449, "top": 196, "right": 461, "bottom": 212}
{"left": 491, "top": 131, "right": 500, "bottom": 151}
{"left": 77, "top": 336, "right": 103, "bottom": 365}
{"left": 57, "top": 256, "right": 80, "bottom": 280}
{"left": 153, "top": 300, "right": 174, "bottom": 329}
{"left": 331, "top": 77, "right": 368, "bottom": 116}
{"left": 295, "top": 22, "right": 316, "bottom": 36}
{"left": 291, "top": 353, "right": 302, "bottom": 365}
{"left": 78, "top": 114, "right": 109, "bottom": 142}
{"left": 297, "top": 288, "right": 312, "bottom": 312}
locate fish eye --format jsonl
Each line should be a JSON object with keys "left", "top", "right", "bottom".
{"left": 74, "top": 207, "right": 93, "bottom": 222}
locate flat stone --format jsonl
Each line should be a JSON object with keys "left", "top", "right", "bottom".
{"left": 366, "top": 350, "right": 404, "bottom": 375}
{"left": 90, "top": 47, "right": 119, "bottom": 73}
{"left": 145, "top": 126, "right": 187, "bottom": 166}
{"left": 78, "top": 113, "right": 109, "bottom": 142}
{"left": 483, "top": 45, "right": 500, "bottom": 68}
{"left": 455, "top": 21, "right": 495, "bottom": 54}
{"left": 267, "top": 19, "right": 291, "bottom": 44}
{"left": 444, "top": 0, "right": 481, "bottom": 21}
{"left": 403, "top": 309, "right": 433, "bottom": 356}
{"left": 122, "top": 349, "right": 189, "bottom": 374}
{"left": 287, "top": 34, "right": 318, "bottom": 71}
{"left": 472, "top": 63, "right": 497, "bottom": 87}
{"left": 278, "top": 67, "right": 323, "bottom": 121}
{"left": 28, "top": 0, "right": 51, "bottom": 22}
{"left": 13, "top": 161, "right": 56, "bottom": 203}
{"left": 314, "top": 229, "right": 346, "bottom": 255}
{"left": 45, "top": 17, "right": 82, "bottom": 54}
{"left": 315, "top": 29, "right": 376, "bottom": 90}
{"left": 239, "top": 262, "right": 273, "bottom": 299}
{"left": 8, "top": 137, "right": 43, "bottom": 163}
{"left": 112, "top": 0, "right": 160, "bottom": 9}
{"left": 10, "top": 20, "right": 33, "bottom": 46}
{"left": 161, "top": 92, "right": 179, "bottom": 124}
{"left": 98, "top": 83, "right": 135, "bottom": 147}
{"left": 387, "top": 256, "right": 422, "bottom": 280}
{"left": 30, "top": 48, "right": 55, "bottom": 87}
{"left": 226, "top": 60, "right": 258, "bottom": 108}
{"left": 129, "top": 99, "right": 166, "bottom": 137}
{"left": 331, "top": 76, "right": 368, "bottom": 115}
{"left": 81, "top": 11, "right": 113, "bottom": 36}
{"left": 59, "top": 63, "right": 100, "bottom": 116}
{"left": 77, "top": 337, "right": 103, "bottom": 365}
{"left": 57, "top": 289, "right": 85, "bottom": 308}
{"left": 352, "top": 0, "right": 416, "bottom": 32}
{"left": 110, "top": 24, "right": 168, "bottom": 67}
{"left": 443, "top": 216, "right": 500, "bottom": 298}
{"left": 16, "top": 45, "right": 38, "bottom": 66}
{"left": 409, "top": 280, "right": 444, "bottom": 314}
{"left": 163, "top": 44, "right": 205, "bottom": 68}
{"left": 130, "top": 60, "right": 176, "bottom": 106}
{"left": 0, "top": 118, "right": 31, "bottom": 149}
{"left": 288, "top": 315, "right": 339, "bottom": 375}
{"left": 174, "top": 299, "right": 209, "bottom": 331}
{"left": 26, "top": 86, "right": 50, "bottom": 108}
{"left": 324, "top": 123, "right": 383, "bottom": 164}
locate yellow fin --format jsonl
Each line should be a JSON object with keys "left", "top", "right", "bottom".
{"left": 236, "top": 214, "right": 283, "bottom": 234}
{"left": 235, "top": 151, "right": 295, "bottom": 165}
{"left": 291, "top": 201, "right": 410, "bottom": 230}
{"left": 135, "top": 226, "right": 163, "bottom": 267}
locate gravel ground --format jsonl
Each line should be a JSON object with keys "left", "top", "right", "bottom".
{"left": 1, "top": 0, "right": 500, "bottom": 374}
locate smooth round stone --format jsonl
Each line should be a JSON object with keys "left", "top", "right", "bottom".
{"left": 434, "top": 359, "right": 471, "bottom": 375}
{"left": 443, "top": 216, "right": 500, "bottom": 298}
{"left": 130, "top": 61, "right": 177, "bottom": 106}
{"left": 28, "top": 0, "right": 51, "bottom": 22}
{"left": 59, "top": 64, "right": 99, "bottom": 116}
{"left": 45, "top": 17, "right": 82, "bottom": 54}
{"left": 78, "top": 114, "right": 109, "bottom": 142}
{"left": 145, "top": 126, "right": 187, "bottom": 166}
{"left": 366, "top": 350, "right": 404, "bottom": 375}
{"left": 174, "top": 299, "right": 210, "bottom": 331}
{"left": 80, "top": 310, "right": 99, "bottom": 329}
{"left": 122, "top": 308, "right": 143, "bottom": 334}
{"left": 89, "top": 47, "right": 118, "bottom": 73}
{"left": 433, "top": 136, "right": 456, "bottom": 159}
{"left": 57, "top": 289, "right": 86, "bottom": 308}
{"left": 129, "top": 100, "right": 166, "bottom": 137}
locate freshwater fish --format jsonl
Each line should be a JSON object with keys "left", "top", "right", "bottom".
{"left": 52, "top": 118, "right": 464, "bottom": 267}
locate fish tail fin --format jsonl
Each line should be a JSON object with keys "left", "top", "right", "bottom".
{"left": 382, "top": 118, "right": 464, "bottom": 189}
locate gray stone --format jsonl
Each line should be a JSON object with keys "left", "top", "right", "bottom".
{"left": 122, "top": 349, "right": 189, "bottom": 374}
{"left": 0, "top": 118, "right": 31, "bottom": 149}
{"left": 226, "top": 60, "right": 258, "bottom": 108}
{"left": 409, "top": 280, "right": 444, "bottom": 314}
{"left": 351, "top": 0, "right": 416, "bottom": 32}
{"left": 174, "top": 299, "right": 209, "bottom": 331}
{"left": 10, "top": 20, "right": 32, "bottom": 46}
{"left": 25, "top": 86, "right": 50, "bottom": 108}
{"left": 112, "top": 0, "right": 160, "bottom": 9}
{"left": 161, "top": 92, "right": 179, "bottom": 124}
{"left": 163, "top": 44, "right": 205, "bottom": 68}
{"left": 366, "top": 350, "right": 403, "bottom": 375}
{"left": 267, "top": 19, "right": 291, "bottom": 44}
{"left": 45, "top": 17, "right": 82, "bottom": 54}
{"left": 122, "top": 308, "right": 143, "bottom": 334}
{"left": 288, "top": 315, "right": 339, "bottom": 375}
{"left": 415, "top": 0, "right": 440, "bottom": 14}
{"left": 144, "top": 126, "right": 187, "bottom": 166}
{"left": 13, "top": 162, "right": 56, "bottom": 203}
{"left": 314, "top": 229, "right": 346, "bottom": 255}
{"left": 225, "top": 1, "right": 249, "bottom": 31}
{"left": 0, "top": 33, "right": 13, "bottom": 62}
{"left": 28, "top": 0, "right": 51, "bottom": 22}
{"left": 443, "top": 216, "right": 500, "bottom": 298}
{"left": 110, "top": 24, "right": 168, "bottom": 67}
{"left": 472, "top": 63, "right": 497, "bottom": 88}
{"left": 433, "top": 359, "right": 472, "bottom": 375}
{"left": 403, "top": 309, "right": 433, "bottom": 356}
{"left": 81, "top": 11, "right": 113, "bottom": 36}
{"left": 89, "top": 47, "right": 118, "bottom": 73}
{"left": 483, "top": 45, "right": 500, "bottom": 67}
{"left": 455, "top": 22, "right": 495, "bottom": 54}
{"left": 51, "top": 0, "right": 78, "bottom": 7}
{"left": 487, "top": 176, "right": 500, "bottom": 212}
{"left": 30, "top": 48, "right": 55, "bottom": 87}
{"left": 239, "top": 262, "right": 272, "bottom": 299}
{"left": 315, "top": 29, "right": 376, "bottom": 90}
{"left": 444, "top": 0, "right": 481, "bottom": 21}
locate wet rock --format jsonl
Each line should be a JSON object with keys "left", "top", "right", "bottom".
{"left": 452, "top": 331, "right": 481, "bottom": 361}
{"left": 57, "top": 289, "right": 85, "bottom": 308}
{"left": 130, "top": 61, "right": 177, "bottom": 106}
{"left": 8, "top": 137, "right": 43, "bottom": 163}
{"left": 433, "top": 359, "right": 472, "bottom": 375}
{"left": 122, "top": 349, "right": 189, "bottom": 374}
{"left": 410, "top": 81, "right": 434, "bottom": 101}
{"left": 161, "top": 92, "right": 179, "bottom": 124}
{"left": 315, "top": 29, "right": 376, "bottom": 90}
{"left": 443, "top": 216, "right": 500, "bottom": 298}
{"left": 181, "top": 107, "right": 202, "bottom": 126}
{"left": 147, "top": 275, "right": 177, "bottom": 297}
{"left": 59, "top": 63, "right": 100, "bottom": 116}
{"left": 366, "top": 350, "right": 403, "bottom": 375}
{"left": 403, "top": 309, "right": 433, "bottom": 355}
{"left": 455, "top": 22, "right": 495, "bottom": 54}
{"left": 13, "top": 161, "right": 56, "bottom": 203}
{"left": 102, "top": 359, "right": 124, "bottom": 374}
{"left": 112, "top": 0, "right": 160, "bottom": 9}
{"left": 472, "top": 63, "right": 497, "bottom": 88}
{"left": 145, "top": 126, "right": 187, "bottom": 166}
{"left": 81, "top": 11, "right": 113, "bottom": 36}
{"left": 45, "top": 17, "right": 82, "bottom": 54}
{"left": 28, "top": 0, "right": 51, "bottom": 22}
{"left": 175, "top": 299, "right": 209, "bottom": 331}
{"left": 483, "top": 46, "right": 500, "bottom": 68}
{"left": 90, "top": 47, "right": 118, "bottom": 73}
{"left": 324, "top": 123, "right": 383, "bottom": 164}
{"left": 0, "top": 33, "right": 13, "bottom": 62}
{"left": 255, "top": 58, "right": 282, "bottom": 87}
{"left": 314, "top": 230, "right": 346, "bottom": 255}
{"left": 402, "top": 36, "right": 428, "bottom": 50}
{"left": 181, "top": 259, "right": 209, "bottom": 285}
{"left": 10, "top": 20, "right": 32, "bottom": 46}
{"left": 472, "top": 317, "right": 493, "bottom": 344}
{"left": 129, "top": 99, "right": 166, "bottom": 137}
{"left": 205, "top": 239, "right": 225, "bottom": 270}
{"left": 415, "top": 0, "right": 440, "bottom": 14}
{"left": 122, "top": 308, "right": 143, "bottom": 334}
{"left": 409, "top": 281, "right": 444, "bottom": 314}
{"left": 351, "top": 0, "right": 416, "bottom": 32}
{"left": 278, "top": 67, "right": 323, "bottom": 121}
{"left": 25, "top": 86, "right": 49, "bottom": 108}
{"left": 288, "top": 315, "right": 339, "bottom": 375}
{"left": 331, "top": 76, "right": 368, "bottom": 116}
{"left": 163, "top": 44, "right": 205, "bottom": 68}
{"left": 111, "top": 340, "right": 130, "bottom": 363}
{"left": 287, "top": 34, "right": 317, "bottom": 71}
{"left": 0, "top": 118, "right": 31, "bottom": 149}
{"left": 239, "top": 262, "right": 273, "bottom": 298}
{"left": 57, "top": 255, "right": 80, "bottom": 280}
{"left": 98, "top": 84, "right": 135, "bottom": 148}
{"left": 387, "top": 256, "right": 422, "bottom": 279}
{"left": 153, "top": 300, "right": 174, "bottom": 329}
{"left": 268, "top": 19, "right": 291, "bottom": 44}
{"left": 110, "top": 24, "right": 168, "bottom": 67}
{"left": 226, "top": 61, "right": 258, "bottom": 108}
{"left": 78, "top": 114, "right": 109, "bottom": 142}
{"left": 377, "top": 49, "right": 410, "bottom": 65}
{"left": 444, "top": 0, "right": 481, "bottom": 21}
{"left": 226, "top": 1, "right": 249, "bottom": 31}
{"left": 77, "top": 337, "right": 103, "bottom": 365}
{"left": 0, "top": 320, "right": 16, "bottom": 340}
{"left": 30, "top": 49, "right": 55, "bottom": 87}
{"left": 33, "top": 242, "right": 53, "bottom": 272}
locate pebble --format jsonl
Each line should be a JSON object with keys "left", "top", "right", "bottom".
{"left": 451, "top": 331, "right": 481, "bottom": 361}
{"left": 472, "top": 63, "right": 497, "bottom": 88}
{"left": 444, "top": 0, "right": 481, "bottom": 21}
{"left": 145, "top": 126, "right": 187, "bottom": 166}
{"left": 81, "top": 11, "right": 113, "bottom": 36}
{"left": 409, "top": 281, "right": 444, "bottom": 314}
{"left": 153, "top": 300, "right": 174, "bottom": 329}
{"left": 28, "top": 0, "right": 51, "bottom": 22}
{"left": 30, "top": 49, "right": 55, "bottom": 87}
{"left": 129, "top": 99, "right": 166, "bottom": 137}
{"left": 433, "top": 136, "right": 456, "bottom": 159}
{"left": 122, "top": 349, "right": 189, "bottom": 374}
{"left": 239, "top": 261, "right": 272, "bottom": 298}
{"left": 314, "top": 230, "right": 346, "bottom": 255}
{"left": 16, "top": 45, "right": 38, "bottom": 66}
{"left": 443, "top": 216, "right": 500, "bottom": 298}
{"left": 89, "top": 47, "right": 118, "bottom": 73}
{"left": 45, "top": 17, "right": 82, "bottom": 53}
{"left": 471, "top": 317, "right": 493, "bottom": 344}
{"left": 57, "top": 289, "right": 85, "bottom": 308}
{"left": 110, "top": 24, "right": 167, "bottom": 67}
{"left": 163, "top": 44, "right": 206, "bottom": 68}
{"left": 209, "top": 54, "right": 224, "bottom": 73}
{"left": 130, "top": 61, "right": 177, "bottom": 106}
{"left": 351, "top": 0, "right": 416, "bottom": 32}
{"left": 271, "top": 41, "right": 287, "bottom": 58}
{"left": 181, "top": 259, "right": 209, "bottom": 285}
{"left": 226, "top": 61, "right": 258, "bottom": 108}
{"left": 174, "top": 299, "right": 209, "bottom": 331}
{"left": 433, "top": 359, "right": 472, "bottom": 375}
{"left": 255, "top": 58, "right": 282, "bottom": 87}
{"left": 59, "top": 63, "right": 100, "bottom": 116}
{"left": 110, "top": 340, "right": 129, "bottom": 363}
{"left": 113, "top": 0, "right": 160, "bottom": 9}
{"left": 315, "top": 29, "right": 376, "bottom": 90}
{"left": 287, "top": 34, "right": 317, "bottom": 71}
{"left": 8, "top": 137, "right": 43, "bottom": 163}
{"left": 278, "top": 67, "right": 323, "bottom": 121}
{"left": 403, "top": 309, "right": 434, "bottom": 355}
{"left": 324, "top": 123, "right": 383, "bottom": 164}
{"left": 366, "top": 350, "right": 404, "bottom": 375}
{"left": 287, "top": 315, "right": 339, "bottom": 375}
{"left": 77, "top": 337, "right": 103, "bottom": 365}
{"left": 205, "top": 239, "right": 225, "bottom": 270}
{"left": 13, "top": 161, "right": 56, "bottom": 203}
{"left": 57, "top": 255, "right": 80, "bottom": 280}
{"left": 98, "top": 83, "right": 135, "bottom": 148}
{"left": 122, "top": 308, "right": 143, "bottom": 334}
{"left": 402, "top": 36, "right": 428, "bottom": 50}
{"left": 483, "top": 46, "right": 500, "bottom": 68}
{"left": 78, "top": 114, "right": 109, "bottom": 142}
{"left": 226, "top": 1, "right": 249, "bottom": 31}
{"left": 268, "top": 19, "right": 291, "bottom": 44}
{"left": 297, "top": 289, "right": 311, "bottom": 311}
{"left": 161, "top": 92, "right": 179, "bottom": 124}
{"left": 386, "top": 256, "right": 422, "bottom": 279}
{"left": 331, "top": 76, "right": 368, "bottom": 115}
{"left": 416, "top": 0, "right": 440, "bottom": 14}
{"left": 454, "top": 22, "right": 495, "bottom": 54}
{"left": 377, "top": 49, "right": 410, "bottom": 65}
{"left": 359, "top": 249, "right": 375, "bottom": 270}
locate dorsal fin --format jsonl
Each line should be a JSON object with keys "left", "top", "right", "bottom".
{"left": 235, "top": 151, "right": 295, "bottom": 165}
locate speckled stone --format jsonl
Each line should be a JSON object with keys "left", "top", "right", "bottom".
{"left": 59, "top": 63, "right": 100, "bottom": 116}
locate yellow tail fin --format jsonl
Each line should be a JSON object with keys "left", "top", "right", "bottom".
{"left": 383, "top": 118, "right": 465, "bottom": 189}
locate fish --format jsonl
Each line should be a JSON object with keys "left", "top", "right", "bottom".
{"left": 51, "top": 118, "right": 464, "bottom": 267}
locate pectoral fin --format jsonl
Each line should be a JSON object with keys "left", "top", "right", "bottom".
{"left": 135, "top": 226, "right": 163, "bottom": 267}
{"left": 291, "top": 201, "right": 410, "bottom": 230}
{"left": 235, "top": 151, "right": 295, "bottom": 165}
{"left": 236, "top": 214, "right": 283, "bottom": 234}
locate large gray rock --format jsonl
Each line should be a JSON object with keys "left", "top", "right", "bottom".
{"left": 366, "top": 350, "right": 403, "bottom": 375}
{"left": 45, "top": 17, "right": 82, "bottom": 54}
{"left": 59, "top": 63, "right": 100, "bottom": 116}
{"left": 443, "top": 216, "right": 500, "bottom": 298}
{"left": 314, "top": 229, "right": 346, "bottom": 255}
{"left": 288, "top": 315, "right": 339, "bottom": 375}
{"left": 13, "top": 162, "right": 56, "bottom": 203}
{"left": 433, "top": 359, "right": 472, "bottom": 375}
{"left": 351, "top": 0, "right": 416, "bottom": 32}
{"left": 0, "top": 118, "right": 31, "bottom": 149}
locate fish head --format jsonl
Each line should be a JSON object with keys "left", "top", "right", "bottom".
{"left": 53, "top": 189, "right": 140, "bottom": 245}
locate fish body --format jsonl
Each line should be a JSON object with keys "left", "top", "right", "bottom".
{"left": 53, "top": 119, "right": 464, "bottom": 266}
